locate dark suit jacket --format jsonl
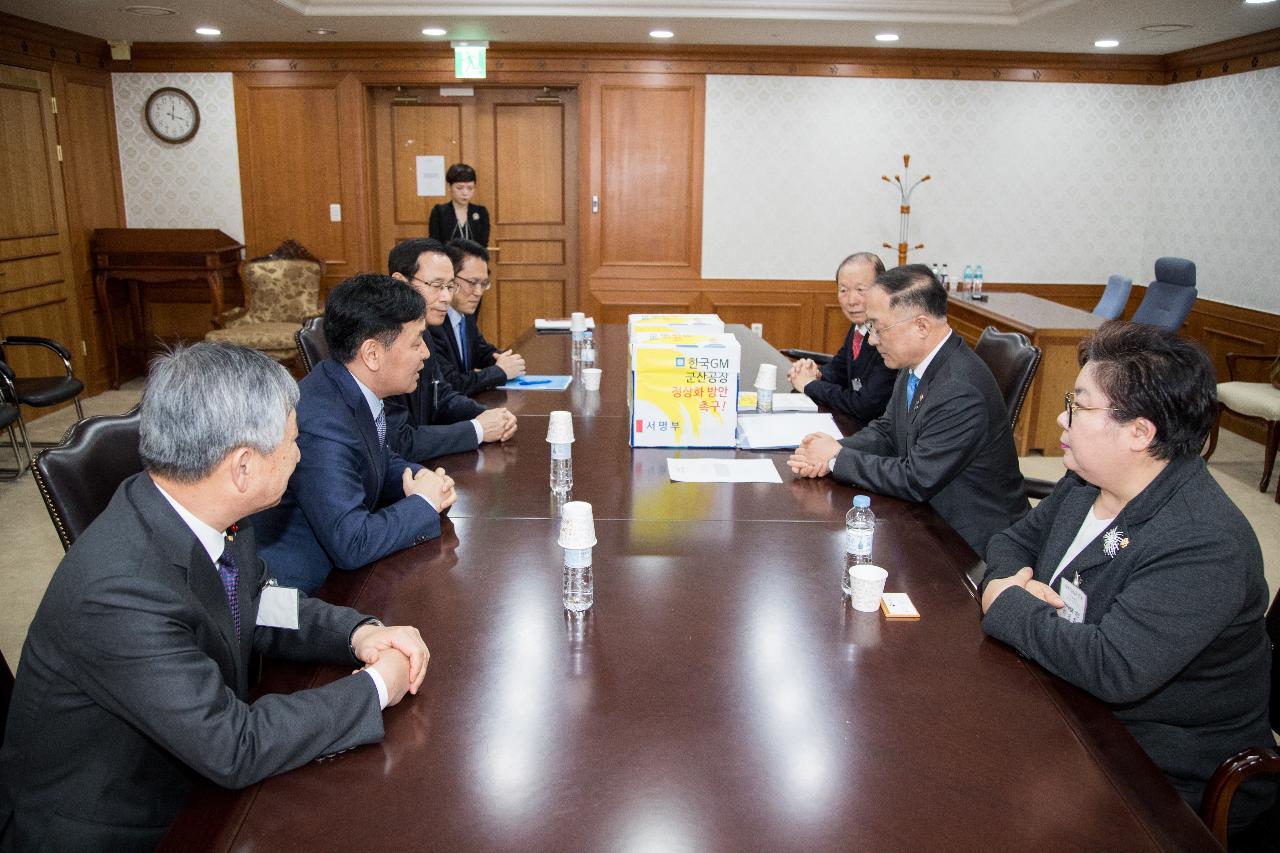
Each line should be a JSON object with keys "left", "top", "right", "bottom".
{"left": 803, "top": 324, "right": 897, "bottom": 423}
{"left": 981, "top": 456, "right": 1275, "bottom": 830}
{"left": 832, "top": 332, "right": 1028, "bottom": 555}
{"left": 0, "top": 473, "right": 383, "bottom": 853}
{"left": 428, "top": 202, "right": 490, "bottom": 247}
{"left": 384, "top": 351, "right": 485, "bottom": 462}
{"left": 429, "top": 315, "right": 506, "bottom": 396}
{"left": 250, "top": 358, "right": 440, "bottom": 593}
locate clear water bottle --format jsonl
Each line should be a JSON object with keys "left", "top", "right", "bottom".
{"left": 940, "top": 263, "right": 950, "bottom": 290}
{"left": 563, "top": 546, "right": 593, "bottom": 612}
{"left": 930, "top": 262, "right": 940, "bottom": 280}
{"left": 551, "top": 442, "right": 573, "bottom": 494}
{"left": 843, "top": 494, "right": 875, "bottom": 594}
{"left": 581, "top": 330, "right": 596, "bottom": 366}
{"left": 973, "top": 264, "right": 984, "bottom": 299}
{"left": 756, "top": 385, "right": 773, "bottom": 413}
{"left": 571, "top": 328, "right": 585, "bottom": 363}
{"left": 962, "top": 264, "right": 974, "bottom": 295}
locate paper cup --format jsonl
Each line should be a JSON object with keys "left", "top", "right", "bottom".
{"left": 581, "top": 368, "right": 602, "bottom": 390}
{"left": 848, "top": 564, "right": 888, "bottom": 612}
{"left": 558, "top": 501, "right": 597, "bottom": 548}
{"left": 546, "top": 410, "right": 575, "bottom": 444}
{"left": 754, "top": 363, "right": 777, "bottom": 391}
{"left": 570, "top": 311, "right": 587, "bottom": 332}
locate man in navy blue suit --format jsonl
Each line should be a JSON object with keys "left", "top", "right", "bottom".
{"left": 251, "top": 275, "right": 457, "bottom": 593}
{"left": 788, "top": 251, "right": 897, "bottom": 423}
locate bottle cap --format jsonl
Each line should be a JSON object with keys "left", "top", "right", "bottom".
{"left": 853, "top": 494, "right": 871, "bottom": 508}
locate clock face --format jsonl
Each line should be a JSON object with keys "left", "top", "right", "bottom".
{"left": 144, "top": 87, "right": 200, "bottom": 144}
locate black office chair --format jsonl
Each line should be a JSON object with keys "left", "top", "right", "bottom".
{"left": 0, "top": 645, "right": 13, "bottom": 747}
{"left": 974, "top": 327, "right": 1042, "bottom": 430}
{"left": 295, "top": 316, "right": 328, "bottom": 374}
{"left": 32, "top": 407, "right": 143, "bottom": 551}
{"left": 779, "top": 348, "right": 833, "bottom": 366}
{"left": 0, "top": 335, "right": 86, "bottom": 461}
{"left": 1200, "top": 587, "right": 1280, "bottom": 849}
{"left": 0, "top": 368, "right": 31, "bottom": 480}
{"left": 1131, "top": 257, "right": 1197, "bottom": 333}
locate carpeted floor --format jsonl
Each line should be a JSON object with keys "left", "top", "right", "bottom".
{"left": 1, "top": 385, "right": 1277, "bottom": 666}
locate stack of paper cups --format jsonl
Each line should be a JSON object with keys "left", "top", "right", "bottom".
{"left": 558, "top": 501, "right": 597, "bottom": 548}
{"left": 570, "top": 312, "right": 587, "bottom": 332}
{"left": 546, "top": 410, "right": 575, "bottom": 444}
{"left": 754, "top": 363, "right": 777, "bottom": 391}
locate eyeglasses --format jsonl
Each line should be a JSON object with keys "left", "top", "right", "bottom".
{"left": 1063, "top": 391, "right": 1119, "bottom": 427}
{"left": 865, "top": 316, "right": 914, "bottom": 339}
{"left": 455, "top": 274, "right": 491, "bottom": 292}
{"left": 411, "top": 275, "right": 458, "bottom": 295}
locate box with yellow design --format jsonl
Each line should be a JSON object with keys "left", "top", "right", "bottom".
{"left": 627, "top": 313, "right": 725, "bottom": 337}
{"left": 629, "top": 332, "right": 740, "bottom": 447}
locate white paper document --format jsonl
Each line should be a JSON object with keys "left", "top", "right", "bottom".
{"left": 415, "top": 155, "right": 445, "bottom": 197}
{"left": 535, "top": 317, "right": 596, "bottom": 330}
{"left": 736, "top": 413, "right": 842, "bottom": 450}
{"left": 666, "top": 458, "right": 783, "bottom": 484}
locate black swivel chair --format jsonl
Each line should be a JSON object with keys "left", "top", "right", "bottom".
{"left": 0, "top": 335, "right": 86, "bottom": 466}
{"left": 0, "top": 368, "right": 31, "bottom": 480}
{"left": 972, "top": 327, "right": 1056, "bottom": 501}
{"left": 295, "top": 316, "right": 328, "bottom": 374}
{"left": 32, "top": 407, "right": 143, "bottom": 551}
{"left": 779, "top": 348, "right": 833, "bottom": 366}
{"left": 1131, "top": 257, "right": 1197, "bottom": 332}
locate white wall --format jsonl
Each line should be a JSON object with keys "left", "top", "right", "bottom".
{"left": 112, "top": 72, "right": 245, "bottom": 243}
{"left": 702, "top": 69, "right": 1280, "bottom": 313}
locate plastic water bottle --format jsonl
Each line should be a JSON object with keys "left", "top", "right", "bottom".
{"left": 974, "top": 264, "right": 984, "bottom": 299}
{"left": 551, "top": 442, "right": 573, "bottom": 494}
{"left": 930, "top": 262, "right": 940, "bottom": 280}
{"left": 756, "top": 385, "right": 773, "bottom": 413}
{"left": 843, "top": 495, "right": 875, "bottom": 594}
{"left": 962, "top": 265, "right": 974, "bottom": 295}
{"left": 581, "top": 330, "right": 596, "bottom": 366}
{"left": 571, "top": 328, "right": 585, "bottom": 363}
{"left": 940, "top": 263, "right": 950, "bottom": 290}
{"left": 563, "top": 546, "right": 593, "bottom": 612}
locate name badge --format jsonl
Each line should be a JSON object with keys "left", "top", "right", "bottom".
{"left": 1057, "top": 577, "right": 1087, "bottom": 624}
{"left": 851, "top": 378, "right": 862, "bottom": 392}
{"left": 257, "top": 585, "right": 300, "bottom": 629}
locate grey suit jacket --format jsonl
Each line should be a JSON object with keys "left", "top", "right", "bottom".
{"left": 832, "top": 332, "right": 1029, "bottom": 555}
{"left": 0, "top": 473, "right": 385, "bottom": 853}
{"left": 981, "top": 456, "right": 1275, "bottom": 830}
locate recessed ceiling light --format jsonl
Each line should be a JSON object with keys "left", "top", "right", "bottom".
{"left": 650, "top": 30, "right": 674, "bottom": 39}
{"left": 195, "top": 27, "right": 221, "bottom": 36}
{"left": 1141, "top": 23, "right": 1192, "bottom": 32}
{"left": 422, "top": 27, "right": 447, "bottom": 36}
{"left": 1244, "top": 0, "right": 1277, "bottom": 5}
{"left": 1094, "top": 39, "right": 1120, "bottom": 48}
{"left": 121, "top": 5, "right": 175, "bottom": 15}
{"left": 875, "top": 33, "right": 900, "bottom": 42}
{"left": 308, "top": 28, "right": 337, "bottom": 36}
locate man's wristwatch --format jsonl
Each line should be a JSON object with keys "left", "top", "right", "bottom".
{"left": 348, "top": 617, "right": 384, "bottom": 662}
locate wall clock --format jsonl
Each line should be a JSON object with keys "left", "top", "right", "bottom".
{"left": 144, "top": 87, "right": 200, "bottom": 144}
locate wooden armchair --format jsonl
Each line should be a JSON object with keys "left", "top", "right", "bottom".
{"left": 204, "top": 239, "right": 324, "bottom": 364}
{"left": 1204, "top": 352, "right": 1280, "bottom": 502}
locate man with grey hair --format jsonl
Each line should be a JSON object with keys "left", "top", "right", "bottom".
{"left": 0, "top": 342, "right": 429, "bottom": 853}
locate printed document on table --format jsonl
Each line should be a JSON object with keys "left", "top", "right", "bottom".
{"left": 736, "top": 413, "right": 842, "bottom": 450}
{"left": 534, "top": 317, "right": 596, "bottom": 330}
{"left": 667, "top": 458, "right": 783, "bottom": 484}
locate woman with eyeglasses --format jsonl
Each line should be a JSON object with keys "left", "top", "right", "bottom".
{"left": 428, "top": 163, "right": 490, "bottom": 248}
{"left": 979, "top": 320, "right": 1275, "bottom": 840}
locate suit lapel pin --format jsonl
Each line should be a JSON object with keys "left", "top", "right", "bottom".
{"left": 1102, "top": 527, "right": 1128, "bottom": 558}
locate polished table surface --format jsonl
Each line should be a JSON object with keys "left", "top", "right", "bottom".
{"left": 160, "top": 325, "right": 1218, "bottom": 852}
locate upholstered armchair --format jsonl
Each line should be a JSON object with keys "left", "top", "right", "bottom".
{"left": 204, "top": 239, "right": 324, "bottom": 364}
{"left": 1205, "top": 352, "right": 1280, "bottom": 502}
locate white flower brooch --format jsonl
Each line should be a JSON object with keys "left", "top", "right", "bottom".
{"left": 1102, "top": 527, "right": 1130, "bottom": 558}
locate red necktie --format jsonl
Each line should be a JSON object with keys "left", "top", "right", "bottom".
{"left": 851, "top": 329, "right": 864, "bottom": 360}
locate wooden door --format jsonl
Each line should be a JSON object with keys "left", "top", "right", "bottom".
{"left": 369, "top": 86, "right": 577, "bottom": 347}
{"left": 0, "top": 64, "right": 83, "bottom": 408}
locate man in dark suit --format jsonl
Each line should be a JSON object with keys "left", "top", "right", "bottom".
{"left": 788, "top": 251, "right": 897, "bottom": 423}
{"left": 0, "top": 342, "right": 429, "bottom": 853}
{"left": 431, "top": 238, "right": 526, "bottom": 396}
{"left": 788, "top": 264, "right": 1029, "bottom": 555}
{"left": 251, "top": 275, "right": 457, "bottom": 593}
{"left": 385, "top": 238, "right": 516, "bottom": 462}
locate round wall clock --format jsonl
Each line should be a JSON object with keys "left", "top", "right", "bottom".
{"left": 144, "top": 87, "right": 200, "bottom": 144}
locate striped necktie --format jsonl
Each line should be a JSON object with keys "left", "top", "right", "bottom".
{"left": 215, "top": 540, "right": 241, "bottom": 638}
{"left": 375, "top": 406, "right": 386, "bottom": 448}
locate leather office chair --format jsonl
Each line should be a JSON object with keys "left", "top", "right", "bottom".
{"left": 0, "top": 645, "right": 12, "bottom": 747}
{"left": 779, "top": 348, "right": 833, "bottom": 366}
{"left": 1131, "top": 257, "right": 1197, "bottom": 332}
{"left": 0, "top": 368, "right": 31, "bottom": 480}
{"left": 1092, "top": 274, "right": 1133, "bottom": 320}
{"left": 295, "top": 316, "right": 328, "bottom": 374}
{"left": 32, "top": 407, "right": 143, "bottom": 551}
{"left": 1204, "top": 352, "right": 1280, "bottom": 503}
{"left": 974, "top": 327, "right": 1042, "bottom": 430}
{"left": 0, "top": 335, "right": 86, "bottom": 461}
{"left": 1199, "top": 587, "right": 1280, "bottom": 848}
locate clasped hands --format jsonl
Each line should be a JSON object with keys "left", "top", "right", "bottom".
{"left": 477, "top": 407, "right": 518, "bottom": 443}
{"left": 402, "top": 466, "right": 457, "bottom": 511}
{"left": 786, "top": 432, "right": 841, "bottom": 478}
{"left": 980, "top": 567, "right": 1065, "bottom": 614}
{"left": 351, "top": 623, "right": 429, "bottom": 708}
{"left": 495, "top": 349, "right": 526, "bottom": 380}
{"left": 787, "top": 358, "right": 822, "bottom": 392}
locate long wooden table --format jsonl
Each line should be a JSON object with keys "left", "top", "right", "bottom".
{"left": 159, "top": 325, "right": 1218, "bottom": 853}
{"left": 946, "top": 292, "right": 1106, "bottom": 456}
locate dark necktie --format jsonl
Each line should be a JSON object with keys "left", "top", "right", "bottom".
{"left": 456, "top": 317, "right": 468, "bottom": 367}
{"left": 851, "top": 329, "right": 864, "bottom": 360}
{"left": 906, "top": 371, "right": 920, "bottom": 412}
{"left": 375, "top": 406, "right": 387, "bottom": 448}
{"left": 215, "top": 540, "right": 241, "bottom": 638}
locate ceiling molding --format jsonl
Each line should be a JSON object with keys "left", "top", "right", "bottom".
{"left": 1161, "top": 26, "right": 1280, "bottom": 83}
{"left": 0, "top": 11, "right": 112, "bottom": 68}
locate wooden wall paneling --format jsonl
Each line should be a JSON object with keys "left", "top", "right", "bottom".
{"left": 821, "top": 303, "right": 848, "bottom": 355}
{"left": 701, "top": 294, "right": 806, "bottom": 350}
{"left": 586, "top": 288, "right": 700, "bottom": 326}
{"left": 500, "top": 239, "right": 564, "bottom": 265}
{"left": 496, "top": 277, "right": 564, "bottom": 344}
{"left": 53, "top": 63, "right": 125, "bottom": 394}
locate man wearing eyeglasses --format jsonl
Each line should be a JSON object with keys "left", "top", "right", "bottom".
{"left": 384, "top": 239, "right": 517, "bottom": 463}
{"left": 787, "top": 264, "right": 1028, "bottom": 556}
{"left": 429, "top": 239, "right": 526, "bottom": 396}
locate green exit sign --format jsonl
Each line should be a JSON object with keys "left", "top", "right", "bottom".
{"left": 454, "top": 45, "right": 487, "bottom": 79}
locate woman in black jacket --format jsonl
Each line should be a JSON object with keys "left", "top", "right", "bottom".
{"left": 428, "top": 162, "right": 490, "bottom": 247}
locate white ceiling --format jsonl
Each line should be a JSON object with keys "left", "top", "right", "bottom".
{"left": 5, "top": 0, "right": 1280, "bottom": 54}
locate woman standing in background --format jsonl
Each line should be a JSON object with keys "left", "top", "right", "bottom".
{"left": 429, "top": 163, "right": 490, "bottom": 247}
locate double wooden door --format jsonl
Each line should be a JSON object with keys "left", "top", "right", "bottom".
{"left": 370, "top": 86, "right": 578, "bottom": 346}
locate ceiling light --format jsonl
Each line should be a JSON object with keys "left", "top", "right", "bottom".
{"left": 422, "top": 27, "right": 447, "bottom": 36}
{"left": 1094, "top": 39, "right": 1119, "bottom": 48}
{"left": 1140, "top": 24, "right": 1192, "bottom": 32}
{"left": 875, "top": 33, "right": 900, "bottom": 42}
{"left": 195, "top": 27, "right": 221, "bottom": 36}
{"left": 308, "top": 28, "right": 337, "bottom": 36}
{"left": 120, "top": 5, "right": 175, "bottom": 15}
{"left": 650, "top": 30, "right": 674, "bottom": 39}
{"left": 1244, "top": 1, "right": 1277, "bottom": 5}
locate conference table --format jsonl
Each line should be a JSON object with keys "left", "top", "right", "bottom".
{"left": 160, "top": 325, "right": 1219, "bottom": 852}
